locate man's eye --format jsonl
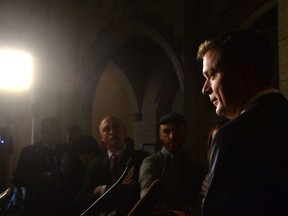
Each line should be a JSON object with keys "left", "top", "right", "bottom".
{"left": 208, "top": 73, "right": 217, "bottom": 80}
{"left": 102, "top": 127, "right": 109, "bottom": 132}
{"left": 163, "top": 129, "right": 170, "bottom": 134}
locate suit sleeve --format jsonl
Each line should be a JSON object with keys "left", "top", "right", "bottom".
{"left": 139, "top": 156, "right": 162, "bottom": 198}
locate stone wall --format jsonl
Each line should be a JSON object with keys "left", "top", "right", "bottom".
{"left": 278, "top": 0, "right": 288, "bottom": 98}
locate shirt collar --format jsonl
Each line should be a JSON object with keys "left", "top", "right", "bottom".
{"left": 241, "top": 88, "right": 279, "bottom": 114}
{"left": 161, "top": 147, "right": 175, "bottom": 159}
{"left": 107, "top": 145, "right": 126, "bottom": 160}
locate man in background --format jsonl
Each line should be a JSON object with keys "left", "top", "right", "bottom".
{"left": 139, "top": 112, "right": 204, "bottom": 215}
{"left": 13, "top": 117, "right": 64, "bottom": 216}
{"left": 78, "top": 116, "right": 149, "bottom": 215}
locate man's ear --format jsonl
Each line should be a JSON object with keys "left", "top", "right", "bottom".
{"left": 99, "top": 134, "right": 104, "bottom": 142}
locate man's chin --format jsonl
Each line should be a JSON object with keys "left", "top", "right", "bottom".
{"left": 216, "top": 107, "right": 225, "bottom": 116}
{"left": 108, "top": 141, "right": 125, "bottom": 150}
{"left": 109, "top": 138, "right": 120, "bottom": 144}
{"left": 109, "top": 141, "right": 120, "bottom": 147}
{"left": 168, "top": 144, "right": 181, "bottom": 152}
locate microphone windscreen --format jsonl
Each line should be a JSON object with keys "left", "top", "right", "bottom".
{"left": 128, "top": 180, "right": 164, "bottom": 216}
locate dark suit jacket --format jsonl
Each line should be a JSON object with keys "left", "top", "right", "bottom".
{"left": 13, "top": 142, "right": 64, "bottom": 216}
{"left": 78, "top": 145, "right": 149, "bottom": 215}
{"left": 202, "top": 92, "right": 288, "bottom": 216}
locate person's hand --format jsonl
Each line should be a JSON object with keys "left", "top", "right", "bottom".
{"left": 122, "top": 172, "right": 134, "bottom": 184}
{"left": 93, "top": 186, "right": 102, "bottom": 195}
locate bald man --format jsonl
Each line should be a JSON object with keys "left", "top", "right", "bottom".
{"left": 78, "top": 116, "right": 149, "bottom": 216}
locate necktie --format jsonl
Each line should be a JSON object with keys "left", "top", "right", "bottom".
{"left": 110, "top": 154, "right": 118, "bottom": 176}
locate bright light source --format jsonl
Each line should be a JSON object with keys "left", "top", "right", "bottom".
{"left": 0, "top": 49, "right": 33, "bottom": 91}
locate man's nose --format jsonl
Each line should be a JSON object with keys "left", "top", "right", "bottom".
{"left": 169, "top": 131, "right": 175, "bottom": 139}
{"left": 202, "top": 80, "right": 211, "bottom": 95}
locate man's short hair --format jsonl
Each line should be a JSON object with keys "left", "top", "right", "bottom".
{"left": 197, "top": 29, "right": 275, "bottom": 86}
{"left": 158, "top": 112, "right": 187, "bottom": 126}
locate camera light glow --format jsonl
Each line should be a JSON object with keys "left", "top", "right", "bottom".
{"left": 0, "top": 49, "right": 33, "bottom": 91}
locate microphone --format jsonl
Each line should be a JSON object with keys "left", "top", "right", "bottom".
{"left": 80, "top": 158, "right": 133, "bottom": 216}
{"left": 128, "top": 180, "right": 164, "bottom": 216}
{"left": 0, "top": 187, "right": 12, "bottom": 202}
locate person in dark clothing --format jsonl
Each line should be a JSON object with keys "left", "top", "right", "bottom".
{"left": 61, "top": 135, "right": 101, "bottom": 216}
{"left": 13, "top": 117, "right": 64, "bottom": 216}
{"left": 77, "top": 116, "right": 149, "bottom": 216}
{"left": 139, "top": 112, "right": 204, "bottom": 216}
{"left": 197, "top": 29, "right": 288, "bottom": 216}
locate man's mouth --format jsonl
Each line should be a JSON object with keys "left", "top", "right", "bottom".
{"left": 110, "top": 136, "right": 119, "bottom": 141}
{"left": 211, "top": 98, "right": 217, "bottom": 106}
{"left": 168, "top": 142, "right": 177, "bottom": 146}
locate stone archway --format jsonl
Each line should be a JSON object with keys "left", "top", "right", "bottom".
{"left": 91, "top": 61, "right": 137, "bottom": 145}
{"left": 77, "top": 18, "right": 183, "bottom": 138}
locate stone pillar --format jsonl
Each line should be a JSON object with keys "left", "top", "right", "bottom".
{"left": 278, "top": 0, "right": 288, "bottom": 99}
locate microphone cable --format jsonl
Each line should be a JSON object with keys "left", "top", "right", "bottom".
{"left": 80, "top": 158, "right": 133, "bottom": 216}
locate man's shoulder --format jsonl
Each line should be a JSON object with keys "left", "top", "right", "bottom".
{"left": 86, "top": 152, "right": 109, "bottom": 173}
{"left": 91, "top": 151, "right": 108, "bottom": 163}
{"left": 142, "top": 151, "right": 163, "bottom": 164}
{"left": 20, "top": 142, "right": 42, "bottom": 153}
